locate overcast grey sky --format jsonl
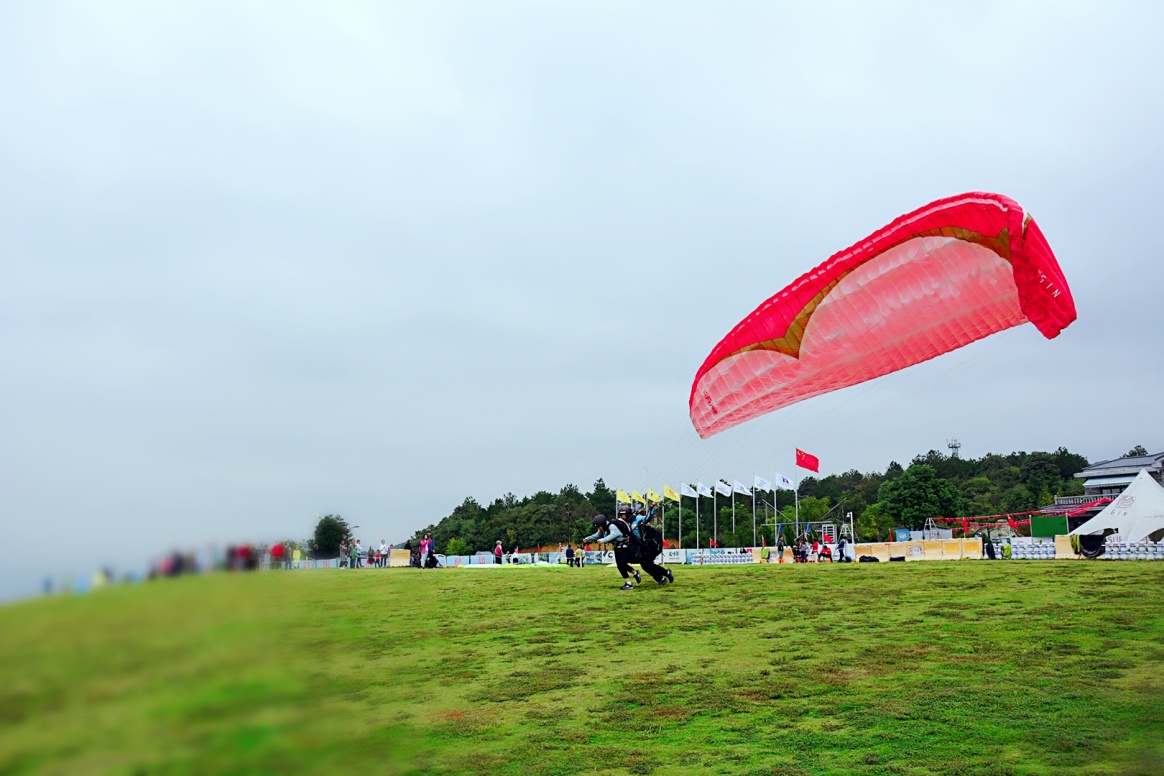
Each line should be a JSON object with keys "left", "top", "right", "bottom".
{"left": 2, "top": 2, "right": 1162, "bottom": 599}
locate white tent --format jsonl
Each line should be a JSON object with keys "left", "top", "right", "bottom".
{"left": 1069, "top": 470, "right": 1164, "bottom": 543}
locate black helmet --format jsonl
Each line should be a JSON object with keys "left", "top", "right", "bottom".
{"left": 592, "top": 514, "right": 609, "bottom": 528}
{"left": 617, "top": 504, "right": 632, "bottom": 516}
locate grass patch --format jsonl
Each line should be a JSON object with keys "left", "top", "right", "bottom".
{"left": 1, "top": 562, "right": 1162, "bottom": 774}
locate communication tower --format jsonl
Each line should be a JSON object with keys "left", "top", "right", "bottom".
{"left": 947, "top": 438, "right": 961, "bottom": 459}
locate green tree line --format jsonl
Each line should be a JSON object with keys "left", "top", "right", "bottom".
{"left": 402, "top": 446, "right": 1148, "bottom": 554}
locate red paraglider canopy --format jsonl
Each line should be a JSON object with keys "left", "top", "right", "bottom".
{"left": 690, "top": 192, "right": 1076, "bottom": 438}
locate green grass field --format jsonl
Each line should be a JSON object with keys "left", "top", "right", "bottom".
{"left": 2, "top": 562, "right": 1162, "bottom": 775}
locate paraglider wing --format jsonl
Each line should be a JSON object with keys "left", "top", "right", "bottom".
{"left": 689, "top": 192, "right": 1076, "bottom": 439}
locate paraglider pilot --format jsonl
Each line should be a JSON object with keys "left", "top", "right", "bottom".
{"left": 583, "top": 508, "right": 671, "bottom": 590}
{"left": 583, "top": 512, "right": 643, "bottom": 590}
{"left": 628, "top": 503, "right": 672, "bottom": 586}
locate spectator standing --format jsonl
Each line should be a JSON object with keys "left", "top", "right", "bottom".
{"left": 494, "top": 540, "right": 503, "bottom": 565}
{"left": 379, "top": 540, "right": 388, "bottom": 567}
{"left": 565, "top": 545, "right": 575, "bottom": 568}
{"left": 419, "top": 532, "right": 432, "bottom": 569}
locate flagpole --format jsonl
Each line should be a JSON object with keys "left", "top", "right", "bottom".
{"left": 679, "top": 492, "right": 682, "bottom": 550}
{"left": 752, "top": 472, "right": 757, "bottom": 547}
{"left": 691, "top": 490, "right": 696, "bottom": 550}
{"left": 661, "top": 495, "right": 665, "bottom": 547}
{"left": 768, "top": 479, "right": 773, "bottom": 545}
{"left": 713, "top": 487, "right": 718, "bottom": 547}
{"left": 795, "top": 474, "right": 800, "bottom": 537}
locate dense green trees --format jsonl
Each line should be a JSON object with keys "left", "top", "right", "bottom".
{"left": 313, "top": 514, "right": 352, "bottom": 556}
{"left": 405, "top": 447, "right": 1097, "bottom": 549}
{"left": 405, "top": 484, "right": 604, "bottom": 557}
{"left": 878, "top": 465, "right": 963, "bottom": 527}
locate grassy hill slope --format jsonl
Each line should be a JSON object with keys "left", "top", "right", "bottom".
{"left": 2, "top": 562, "right": 1162, "bottom": 775}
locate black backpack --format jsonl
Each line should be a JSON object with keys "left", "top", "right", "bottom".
{"left": 638, "top": 524, "right": 663, "bottom": 558}
{"left": 610, "top": 517, "right": 633, "bottom": 545}
{"left": 611, "top": 517, "right": 645, "bottom": 557}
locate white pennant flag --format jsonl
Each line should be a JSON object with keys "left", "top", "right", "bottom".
{"left": 773, "top": 471, "right": 794, "bottom": 490}
{"left": 754, "top": 474, "right": 772, "bottom": 491}
{"left": 680, "top": 482, "right": 698, "bottom": 498}
{"left": 696, "top": 481, "right": 712, "bottom": 498}
{"left": 714, "top": 480, "right": 732, "bottom": 497}
{"left": 733, "top": 480, "right": 751, "bottom": 496}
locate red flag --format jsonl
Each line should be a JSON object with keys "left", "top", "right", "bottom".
{"left": 761, "top": 536, "right": 767, "bottom": 547}
{"left": 960, "top": 518, "right": 969, "bottom": 535}
{"left": 795, "top": 448, "right": 819, "bottom": 473}
{"left": 1006, "top": 516, "right": 1018, "bottom": 532}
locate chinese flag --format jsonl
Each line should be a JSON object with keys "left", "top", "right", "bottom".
{"left": 1006, "top": 516, "right": 1019, "bottom": 532}
{"left": 795, "top": 448, "right": 819, "bottom": 472}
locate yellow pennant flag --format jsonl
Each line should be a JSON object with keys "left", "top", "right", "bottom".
{"left": 646, "top": 488, "right": 661, "bottom": 503}
{"left": 616, "top": 489, "right": 631, "bottom": 504}
{"left": 632, "top": 490, "right": 647, "bottom": 505}
{"left": 663, "top": 485, "right": 680, "bottom": 503}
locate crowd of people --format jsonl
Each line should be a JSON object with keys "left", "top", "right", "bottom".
{"left": 332, "top": 538, "right": 404, "bottom": 568}
{"left": 327, "top": 533, "right": 447, "bottom": 569}
{"left": 772, "top": 534, "right": 849, "bottom": 563}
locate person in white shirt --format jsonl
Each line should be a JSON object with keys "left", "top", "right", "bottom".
{"left": 379, "top": 540, "right": 388, "bottom": 567}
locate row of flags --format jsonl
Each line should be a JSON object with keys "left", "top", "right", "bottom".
{"left": 615, "top": 449, "right": 819, "bottom": 505}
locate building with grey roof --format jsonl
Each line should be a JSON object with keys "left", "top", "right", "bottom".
{"left": 1075, "top": 452, "right": 1164, "bottom": 497}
